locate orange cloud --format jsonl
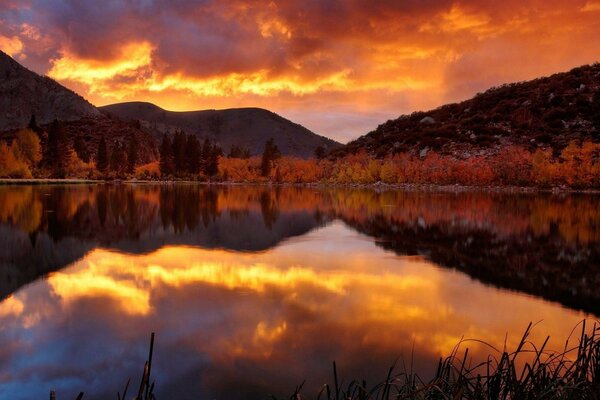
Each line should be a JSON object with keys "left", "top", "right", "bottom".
{"left": 4, "top": 1, "right": 600, "bottom": 141}
{"left": 42, "top": 241, "right": 592, "bottom": 359}
{"left": 0, "top": 35, "right": 23, "bottom": 57}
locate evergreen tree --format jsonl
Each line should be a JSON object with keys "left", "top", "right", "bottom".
{"left": 127, "top": 134, "right": 138, "bottom": 174}
{"left": 45, "top": 119, "right": 70, "bottom": 177}
{"left": 314, "top": 145, "right": 326, "bottom": 160}
{"left": 172, "top": 131, "right": 186, "bottom": 174}
{"left": 28, "top": 114, "right": 41, "bottom": 135}
{"left": 73, "top": 136, "right": 91, "bottom": 163}
{"left": 261, "top": 138, "right": 281, "bottom": 177}
{"left": 96, "top": 137, "right": 109, "bottom": 174}
{"left": 110, "top": 142, "right": 128, "bottom": 176}
{"left": 206, "top": 144, "right": 220, "bottom": 177}
{"left": 44, "top": 119, "right": 59, "bottom": 166}
{"left": 159, "top": 134, "right": 174, "bottom": 176}
{"left": 185, "top": 135, "right": 201, "bottom": 174}
{"left": 200, "top": 138, "right": 212, "bottom": 175}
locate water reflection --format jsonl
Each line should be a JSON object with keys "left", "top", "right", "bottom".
{"left": 0, "top": 185, "right": 598, "bottom": 399}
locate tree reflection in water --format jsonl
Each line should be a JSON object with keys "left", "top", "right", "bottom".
{"left": 0, "top": 184, "right": 598, "bottom": 313}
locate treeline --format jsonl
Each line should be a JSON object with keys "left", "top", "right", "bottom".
{"left": 1, "top": 116, "right": 599, "bottom": 189}
{"left": 218, "top": 141, "right": 600, "bottom": 189}
{"left": 157, "top": 132, "right": 220, "bottom": 178}
{"left": 0, "top": 116, "right": 139, "bottom": 179}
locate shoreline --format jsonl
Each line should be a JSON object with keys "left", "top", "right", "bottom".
{"left": 1, "top": 178, "right": 598, "bottom": 194}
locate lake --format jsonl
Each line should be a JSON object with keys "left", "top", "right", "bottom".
{"left": 0, "top": 184, "right": 598, "bottom": 399}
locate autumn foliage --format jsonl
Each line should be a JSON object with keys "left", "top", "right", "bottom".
{"left": 1, "top": 120, "right": 598, "bottom": 189}
{"left": 217, "top": 141, "right": 600, "bottom": 189}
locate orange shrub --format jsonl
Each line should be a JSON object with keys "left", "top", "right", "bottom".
{"left": 135, "top": 161, "right": 161, "bottom": 180}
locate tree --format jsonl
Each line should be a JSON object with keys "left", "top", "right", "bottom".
{"left": 127, "top": 134, "right": 138, "bottom": 174}
{"left": 44, "top": 119, "right": 59, "bottom": 166}
{"left": 314, "top": 145, "right": 326, "bottom": 160}
{"left": 200, "top": 138, "right": 212, "bottom": 175}
{"left": 45, "top": 120, "right": 70, "bottom": 178}
{"left": 172, "top": 131, "right": 186, "bottom": 174}
{"left": 27, "top": 114, "right": 42, "bottom": 135}
{"left": 0, "top": 142, "right": 31, "bottom": 178}
{"left": 159, "top": 134, "right": 174, "bottom": 176}
{"left": 185, "top": 134, "right": 201, "bottom": 174}
{"left": 205, "top": 144, "right": 221, "bottom": 177}
{"left": 73, "top": 136, "right": 91, "bottom": 163}
{"left": 14, "top": 128, "right": 42, "bottom": 169}
{"left": 96, "top": 137, "right": 109, "bottom": 174}
{"left": 261, "top": 138, "right": 281, "bottom": 177}
{"left": 110, "top": 142, "right": 128, "bottom": 176}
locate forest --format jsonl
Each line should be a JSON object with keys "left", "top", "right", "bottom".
{"left": 1, "top": 117, "right": 599, "bottom": 189}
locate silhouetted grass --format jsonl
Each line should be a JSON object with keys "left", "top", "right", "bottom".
{"left": 286, "top": 321, "right": 600, "bottom": 400}
{"left": 47, "top": 322, "right": 600, "bottom": 399}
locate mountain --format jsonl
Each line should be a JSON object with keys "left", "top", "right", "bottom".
{"left": 0, "top": 51, "right": 159, "bottom": 162}
{"left": 0, "top": 50, "right": 100, "bottom": 130}
{"left": 335, "top": 63, "right": 600, "bottom": 158}
{"left": 100, "top": 102, "right": 341, "bottom": 158}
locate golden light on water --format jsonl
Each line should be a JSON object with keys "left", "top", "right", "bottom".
{"left": 38, "top": 233, "right": 592, "bottom": 360}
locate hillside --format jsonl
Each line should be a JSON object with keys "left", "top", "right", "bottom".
{"left": 0, "top": 52, "right": 160, "bottom": 163}
{"left": 0, "top": 51, "right": 100, "bottom": 130}
{"left": 100, "top": 102, "right": 341, "bottom": 158}
{"left": 335, "top": 63, "right": 600, "bottom": 158}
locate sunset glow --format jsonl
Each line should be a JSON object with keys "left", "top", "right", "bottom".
{"left": 1, "top": 1, "right": 599, "bottom": 141}
{"left": 41, "top": 241, "right": 591, "bottom": 358}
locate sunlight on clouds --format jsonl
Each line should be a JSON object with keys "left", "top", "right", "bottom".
{"left": 48, "top": 261, "right": 151, "bottom": 315}
{"left": 12, "top": 238, "right": 595, "bottom": 365}
{"left": 0, "top": 296, "right": 24, "bottom": 319}
{"left": 146, "top": 69, "right": 353, "bottom": 96}
{"left": 0, "top": 35, "right": 23, "bottom": 57}
{"left": 440, "top": 6, "right": 491, "bottom": 33}
{"left": 44, "top": 38, "right": 449, "bottom": 104}
{"left": 419, "top": 5, "right": 508, "bottom": 38}
{"left": 47, "top": 41, "right": 353, "bottom": 99}
{"left": 45, "top": 247, "right": 438, "bottom": 320}
{"left": 48, "top": 42, "right": 154, "bottom": 92}
{"left": 581, "top": 1, "right": 600, "bottom": 12}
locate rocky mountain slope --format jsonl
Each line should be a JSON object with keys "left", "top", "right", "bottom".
{"left": 0, "top": 51, "right": 158, "bottom": 162}
{"left": 335, "top": 63, "right": 600, "bottom": 158}
{"left": 0, "top": 50, "right": 100, "bottom": 130}
{"left": 100, "top": 102, "right": 341, "bottom": 158}
{"left": 1, "top": 51, "right": 338, "bottom": 162}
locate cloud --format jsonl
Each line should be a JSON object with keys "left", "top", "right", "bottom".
{"left": 2, "top": 0, "right": 600, "bottom": 142}
{"left": 0, "top": 34, "right": 22, "bottom": 56}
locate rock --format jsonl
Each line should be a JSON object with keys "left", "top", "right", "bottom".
{"left": 419, "top": 116, "right": 435, "bottom": 124}
{"left": 419, "top": 147, "right": 429, "bottom": 157}
{"left": 470, "top": 133, "right": 477, "bottom": 140}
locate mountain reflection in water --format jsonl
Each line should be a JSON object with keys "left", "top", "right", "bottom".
{"left": 0, "top": 184, "right": 597, "bottom": 399}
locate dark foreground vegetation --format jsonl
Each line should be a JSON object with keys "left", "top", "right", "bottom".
{"left": 286, "top": 321, "right": 600, "bottom": 400}
{"left": 48, "top": 322, "right": 600, "bottom": 399}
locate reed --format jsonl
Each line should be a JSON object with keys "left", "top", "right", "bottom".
{"left": 287, "top": 321, "right": 600, "bottom": 400}
{"left": 47, "top": 321, "right": 600, "bottom": 399}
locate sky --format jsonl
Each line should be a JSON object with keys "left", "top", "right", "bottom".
{"left": 1, "top": 0, "right": 600, "bottom": 143}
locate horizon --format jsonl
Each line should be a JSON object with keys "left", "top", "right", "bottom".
{"left": 1, "top": 1, "right": 600, "bottom": 143}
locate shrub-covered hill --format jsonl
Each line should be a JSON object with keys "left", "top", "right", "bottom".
{"left": 334, "top": 63, "right": 600, "bottom": 159}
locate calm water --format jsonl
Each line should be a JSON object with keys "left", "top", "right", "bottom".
{"left": 0, "top": 184, "right": 598, "bottom": 399}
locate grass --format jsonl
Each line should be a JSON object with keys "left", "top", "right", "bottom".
{"left": 47, "top": 322, "right": 600, "bottom": 399}
{"left": 287, "top": 321, "right": 600, "bottom": 400}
